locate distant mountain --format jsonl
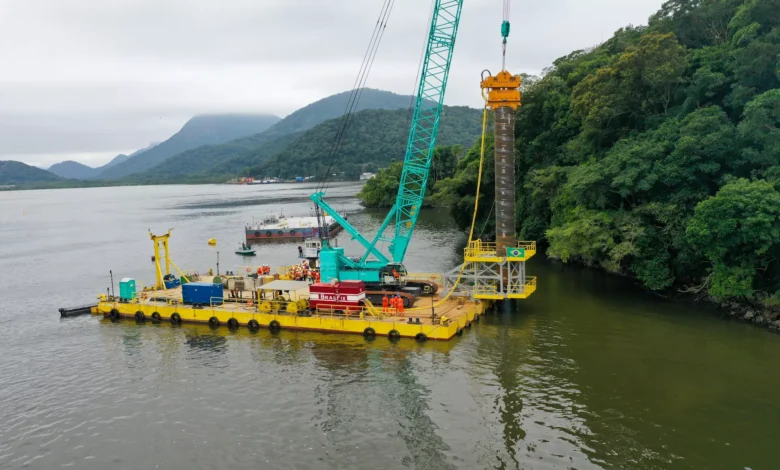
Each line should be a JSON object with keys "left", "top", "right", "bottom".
{"left": 97, "top": 153, "right": 130, "bottom": 171}
{"left": 97, "top": 114, "right": 280, "bottom": 179}
{"left": 267, "top": 88, "right": 420, "bottom": 136}
{"left": 134, "top": 88, "right": 417, "bottom": 181}
{"left": 47, "top": 160, "right": 97, "bottom": 179}
{"left": 256, "top": 105, "right": 482, "bottom": 178}
{"left": 127, "top": 142, "right": 160, "bottom": 158}
{"left": 130, "top": 132, "right": 302, "bottom": 183}
{"left": 0, "top": 161, "right": 62, "bottom": 185}
{"left": 45, "top": 143, "right": 158, "bottom": 180}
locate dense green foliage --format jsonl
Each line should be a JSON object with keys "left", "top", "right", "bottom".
{"left": 357, "top": 145, "right": 464, "bottom": 207}
{"left": 0, "top": 161, "right": 62, "bottom": 185}
{"left": 259, "top": 106, "right": 481, "bottom": 179}
{"left": 97, "top": 114, "right": 280, "bottom": 179}
{"left": 434, "top": 0, "right": 780, "bottom": 302}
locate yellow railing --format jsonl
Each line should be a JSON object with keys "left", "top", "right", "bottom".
{"left": 464, "top": 240, "right": 537, "bottom": 259}
{"left": 464, "top": 240, "right": 497, "bottom": 259}
{"left": 467, "top": 276, "right": 537, "bottom": 299}
{"left": 515, "top": 242, "right": 537, "bottom": 259}
{"left": 313, "top": 300, "right": 389, "bottom": 319}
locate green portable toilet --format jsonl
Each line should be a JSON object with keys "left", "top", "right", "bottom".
{"left": 119, "top": 278, "right": 137, "bottom": 301}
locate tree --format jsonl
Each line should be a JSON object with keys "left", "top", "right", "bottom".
{"left": 687, "top": 178, "right": 780, "bottom": 297}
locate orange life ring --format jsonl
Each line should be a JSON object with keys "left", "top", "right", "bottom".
{"left": 248, "top": 300, "right": 254, "bottom": 307}
{"left": 246, "top": 267, "right": 251, "bottom": 273}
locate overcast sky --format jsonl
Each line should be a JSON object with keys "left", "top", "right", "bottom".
{"left": 0, "top": 0, "right": 664, "bottom": 168}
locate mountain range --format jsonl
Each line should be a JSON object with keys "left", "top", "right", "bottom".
{"left": 97, "top": 114, "right": 281, "bottom": 179}
{"left": 1, "top": 88, "right": 480, "bottom": 188}
{"left": 129, "top": 88, "right": 426, "bottom": 183}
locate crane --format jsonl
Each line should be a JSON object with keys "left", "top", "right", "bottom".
{"left": 310, "top": 0, "right": 465, "bottom": 298}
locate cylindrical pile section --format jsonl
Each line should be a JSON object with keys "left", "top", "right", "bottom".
{"left": 494, "top": 106, "right": 516, "bottom": 253}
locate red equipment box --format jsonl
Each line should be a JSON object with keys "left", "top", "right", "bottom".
{"left": 309, "top": 281, "right": 366, "bottom": 313}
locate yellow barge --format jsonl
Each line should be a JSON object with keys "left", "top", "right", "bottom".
{"left": 91, "top": 229, "right": 490, "bottom": 341}
{"left": 93, "top": 285, "right": 488, "bottom": 341}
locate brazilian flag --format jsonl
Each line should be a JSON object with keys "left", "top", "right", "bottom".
{"left": 506, "top": 247, "right": 525, "bottom": 258}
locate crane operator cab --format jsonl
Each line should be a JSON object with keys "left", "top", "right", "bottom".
{"left": 380, "top": 263, "right": 407, "bottom": 287}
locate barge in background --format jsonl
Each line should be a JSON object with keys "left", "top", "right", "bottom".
{"left": 245, "top": 213, "right": 342, "bottom": 242}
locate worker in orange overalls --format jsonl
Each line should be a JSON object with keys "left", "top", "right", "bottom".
{"left": 397, "top": 296, "right": 404, "bottom": 316}
{"left": 382, "top": 294, "right": 389, "bottom": 313}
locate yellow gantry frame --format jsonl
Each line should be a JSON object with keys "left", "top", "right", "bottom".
{"left": 480, "top": 70, "right": 522, "bottom": 110}
{"left": 150, "top": 230, "right": 190, "bottom": 289}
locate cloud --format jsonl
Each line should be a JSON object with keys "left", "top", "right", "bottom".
{"left": 0, "top": 0, "right": 664, "bottom": 167}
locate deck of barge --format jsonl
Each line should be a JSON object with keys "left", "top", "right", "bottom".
{"left": 94, "top": 278, "right": 488, "bottom": 341}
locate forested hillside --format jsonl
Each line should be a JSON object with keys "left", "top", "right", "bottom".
{"left": 136, "top": 88, "right": 418, "bottom": 181}
{"left": 0, "top": 161, "right": 62, "bottom": 185}
{"left": 256, "top": 106, "right": 482, "bottom": 178}
{"left": 130, "top": 132, "right": 302, "bottom": 183}
{"left": 47, "top": 160, "right": 97, "bottom": 179}
{"left": 430, "top": 0, "right": 780, "bottom": 304}
{"left": 98, "top": 114, "right": 280, "bottom": 179}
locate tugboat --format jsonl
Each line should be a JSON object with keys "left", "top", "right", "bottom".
{"left": 235, "top": 242, "right": 256, "bottom": 256}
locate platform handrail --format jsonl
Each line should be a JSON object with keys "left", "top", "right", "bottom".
{"left": 464, "top": 240, "right": 537, "bottom": 259}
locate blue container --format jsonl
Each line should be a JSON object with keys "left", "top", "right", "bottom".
{"left": 182, "top": 282, "right": 223, "bottom": 305}
{"left": 163, "top": 274, "right": 181, "bottom": 289}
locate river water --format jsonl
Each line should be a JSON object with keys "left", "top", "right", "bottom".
{"left": 0, "top": 183, "right": 777, "bottom": 470}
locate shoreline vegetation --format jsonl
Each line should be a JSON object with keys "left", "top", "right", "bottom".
{"left": 359, "top": 0, "right": 780, "bottom": 332}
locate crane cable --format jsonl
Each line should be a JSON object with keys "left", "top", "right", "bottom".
{"left": 501, "top": 0, "right": 510, "bottom": 70}
{"left": 316, "top": 0, "right": 396, "bottom": 194}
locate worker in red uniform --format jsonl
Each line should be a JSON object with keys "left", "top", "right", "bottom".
{"left": 382, "top": 294, "right": 389, "bottom": 313}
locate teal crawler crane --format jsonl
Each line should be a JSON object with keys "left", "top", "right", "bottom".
{"left": 310, "top": 0, "right": 464, "bottom": 299}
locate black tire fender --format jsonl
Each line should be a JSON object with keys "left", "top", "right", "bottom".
{"left": 227, "top": 318, "right": 239, "bottom": 329}
{"left": 151, "top": 312, "right": 161, "bottom": 323}
{"left": 388, "top": 329, "right": 401, "bottom": 340}
{"left": 134, "top": 311, "right": 145, "bottom": 322}
{"left": 171, "top": 313, "right": 181, "bottom": 324}
{"left": 109, "top": 308, "right": 120, "bottom": 321}
{"left": 269, "top": 320, "right": 281, "bottom": 331}
{"left": 415, "top": 332, "right": 427, "bottom": 342}
{"left": 209, "top": 316, "right": 219, "bottom": 327}
{"left": 248, "top": 319, "right": 260, "bottom": 330}
{"left": 363, "top": 327, "right": 376, "bottom": 338}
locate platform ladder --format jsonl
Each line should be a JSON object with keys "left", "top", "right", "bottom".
{"left": 442, "top": 240, "right": 537, "bottom": 300}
